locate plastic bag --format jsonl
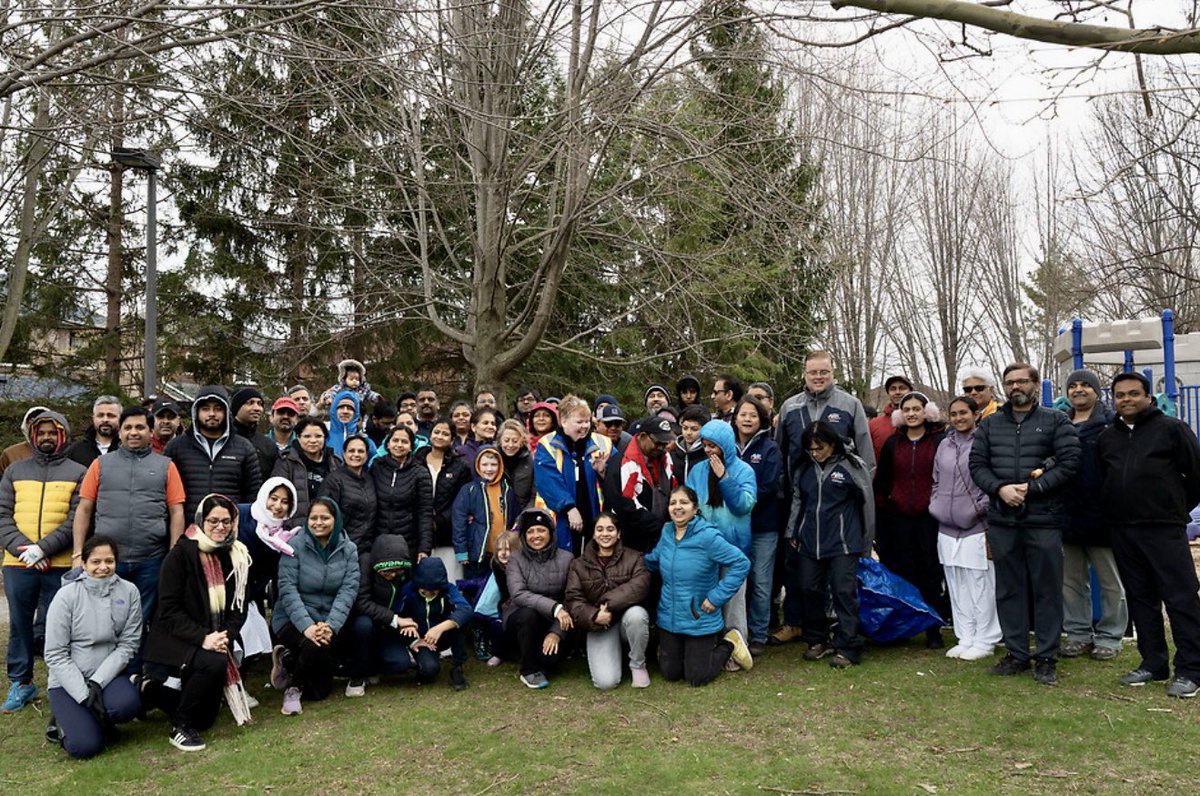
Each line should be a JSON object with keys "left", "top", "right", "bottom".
{"left": 857, "top": 556, "right": 943, "bottom": 642}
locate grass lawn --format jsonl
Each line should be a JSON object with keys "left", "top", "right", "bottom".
{"left": 1, "top": 631, "right": 1196, "bottom": 795}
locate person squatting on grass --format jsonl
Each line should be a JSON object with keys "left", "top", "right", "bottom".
{"left": 503, "top": 508, "right": 576, "bottom": 689}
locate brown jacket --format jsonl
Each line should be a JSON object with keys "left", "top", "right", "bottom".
{"left": 564, "top": 540, "right": 650, "bottom": 632}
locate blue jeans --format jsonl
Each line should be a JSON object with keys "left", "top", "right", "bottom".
{"left": 349, "top": 614, "right": 414, "bottom": 678}
{"left": 4, "top": 565, "right": 66, "bottom": 682}
{"left": 747, "top": 533, "right": 778, "bottom": 643}
{"left": 115, "top": 557, "right": 162, "bottom": 674}
{"left": 48, "top": 678, "right": 139, "bottom": 759}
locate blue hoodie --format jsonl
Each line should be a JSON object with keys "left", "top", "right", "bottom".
{"left": 397, "top": 557, "right": 473, "bottom": 634}
{"left": 327, "top": 390, "right": 378, "bottom": 460}
{"left": 685, "top": 420, "right": 757, "bottom": 554}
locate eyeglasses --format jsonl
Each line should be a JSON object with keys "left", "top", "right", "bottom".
{"left": 1003, "top": 378, "right": 1034, "bottom": 388}
{"left": 711, "top": 388, "right": 729, "bottom": 395}
{"left": 204, "top": 518, "right": 234, "bottom": 528}
{"left": 805, "top": 370, "right": 832, "bottom": 377}
{"left": 962, "top": 385, "right": 989, "bottom": 393}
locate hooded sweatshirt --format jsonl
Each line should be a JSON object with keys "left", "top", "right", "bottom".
{"left": 675, "top": 374, "right": 702, "bottom": 412}
{"left": 452, "top": 446, "right": 514, "bottom": 564}
{"left": 397, "top": 557, "right": 472, "bottom": 634}
{"left": 164, "top": 385, "right": 264, "bottom": 519}
{"left": 354, "top": 533, "right": 414, "bottom": 628}
{"left": 684, "top": 420, "right": 757, "bottom": 554}
{"left": 0, "top": 410, "right": 86, "bottom": 568}
{"left": 327, "top": 390, "right": 378, "bottom": 460}
{"left": 526, "top": 401, "right": 559, "bottom": 452}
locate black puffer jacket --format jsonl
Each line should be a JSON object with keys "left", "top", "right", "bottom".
{"left": 1098, "top": 406, "right": 1200, "bottom": 527}
{"left": 318, "top": 466, "right": 378, "bottom": 554}
{"left": 413, "top": 446, "right": 473, "bottom": 549}
{"left": 969, "top": 403, "right": 1080, "bottom": 528}
{"left": 232, "top": 418, "right": 278, "bottom": 482}
{"left": 1062, "top": 403, "right": 1114, "bottom": 546}
{"left": 164, "top": 385, "right": 264, "bottom": 519}
{"left": 371, "top": 453, "right": 433, "bottom": 555}
{"left": 353, "top": 534, "right": 413, "bottom": 628}
{"left": 500, "top": 445, "right": 534, "bottom": 516}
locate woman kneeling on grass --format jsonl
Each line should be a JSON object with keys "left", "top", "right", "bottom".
{"left": 565, "top": 512, "right": 652, "bottom": 689}
{"left": 44, "top": 535, "right": 142, "bottom": 758}
{"left": 270, "top": 497, "right": 360, "bottom": 714}
{"left": 142, "top": 494, "right": 253, "bottom": 752}
{"left": 503, "top": 508, "right": 575, "bottom": 689}
{"left": 643, "top": 486, "right": 752, "bottom": 686}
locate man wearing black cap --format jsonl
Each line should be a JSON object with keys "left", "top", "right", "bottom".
{"left": 1099, "top": 371, "right": 1200, "bottom": 698}
{"left": 969, "top": 362, "right": 1079, "bottom": 685}
{"left": 602, "top": 417, "right": 675, "bottom": 553}
{"left": 230, "top": 386, "right": 278, "bottom": 478}
{"left": 150, "top": 398, "right": 185, "bottom": 455}
{"left": 595, "top": 404, "right": 628, "bottom": 447}
{"left": 1060, "top": 368, "right": 1126, "bottom": 662}
{"left": 869, "top": 375, "right": 912, "bottom": 461}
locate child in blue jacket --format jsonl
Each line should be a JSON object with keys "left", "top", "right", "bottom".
{"left": 452, "top": 446, "right": 514, "bottom": 580}
{"left": 396, "top": 557, "right": 473, "bottom": 690}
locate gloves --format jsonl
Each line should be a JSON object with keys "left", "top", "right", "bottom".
{"left": 84, "top": 680, "right": 109, "bottom": 726}
{"left": 17, "top": 544, "right": 45, "bottom": 567}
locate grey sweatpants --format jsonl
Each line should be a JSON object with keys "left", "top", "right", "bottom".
{"left": 585, "top": 606, "right": 650, "bottom": 690}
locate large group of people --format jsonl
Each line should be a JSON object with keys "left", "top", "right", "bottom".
{"left": 3, "top": 353, "right": 1200, "bottom": 760}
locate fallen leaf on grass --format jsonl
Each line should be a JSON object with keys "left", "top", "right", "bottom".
{"left": 916, "top": 784, "right": 938, "bottom": 793}
{"left": 1013, "top": 763, "right": 1032, "bottom": 770}
{"left": 1146, "top": 708, "right": 1173, "bottom": 713}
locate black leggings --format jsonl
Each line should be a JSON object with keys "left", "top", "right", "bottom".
{"left": 144, "top": 648, "right": 227, "bottom": 730}
{"left": 504, "top": 606, "right": 563, "bottom": 676}
{"left": 276, "top": 622, "right": 351, "bottom": 701}
{"left": 657, "top": 629, "right": 732, "bottom": 687}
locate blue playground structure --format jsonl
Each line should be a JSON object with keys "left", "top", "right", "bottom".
{"left": 1052, "top": 309, "right": 1200, "bottom": 434}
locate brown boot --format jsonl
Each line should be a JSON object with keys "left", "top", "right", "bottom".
{"left": 768, "top": 624, "right": 803, "bottom": 645}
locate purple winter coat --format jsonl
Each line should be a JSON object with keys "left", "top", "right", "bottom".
{"left": 929, "top": 428, "right": 988, "bottom": 538}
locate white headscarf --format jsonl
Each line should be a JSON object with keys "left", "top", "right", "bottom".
{"left": 251, "top": 477, "right": 300, "bottom": 556}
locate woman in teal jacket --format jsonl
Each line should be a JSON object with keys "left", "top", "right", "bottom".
{"left": 685, "top": 419, "right": 757, "bottom": 643}
{"left": 270, "top": 497, "right": 359, "bottom": 715}
{"left": 644, "top": 486, "right": 752, "bottom": 685}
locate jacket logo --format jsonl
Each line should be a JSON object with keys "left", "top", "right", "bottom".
{"left": 749, "top": 453, "right": 762, "bottom": 464}
{"left": 114, "top": 599, "right": 125, "bottom": 605}
{"left": 826, "top": 412, "right": 842, "bottom": 423}
{"left": 830, "top": 471, "right": 846, "bottom": 484}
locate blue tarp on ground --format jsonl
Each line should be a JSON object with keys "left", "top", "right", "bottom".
{"left": 857, "top": 556, "right": 944, "bottom": 642}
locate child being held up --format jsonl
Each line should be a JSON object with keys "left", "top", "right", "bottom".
{"left": 397, "top": 557, "right": 473, "bottom": 690}
{"left": 318, "top": 358, "right": 382, "bottom": 411}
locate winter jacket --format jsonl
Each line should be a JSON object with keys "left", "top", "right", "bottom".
{"left": 669, "top": 437, "right": 706, "bottom": 486}
{"left": 317, "top": 466, "right": 377, "bottom": 554}
{"left": 675, "top": 374, "right": 702, "bottom": 414}
{"left": 66, "top": 425, "right": 112, "bottom": 469}
{"left": 790, "top": 452, "right": 874, "bottom": 559}
{"left": 164, "top": 385, "right": 263, "bottom": 519}
{"left": 776, "top": 383, "right": 875, "bottom": 489}
{"left": 89, "top": 445, "right": 176, "bottom": 562}
{"left": 414, "top": 446, "right": 473, "bottom": 549}
{"left": 271, "top": 441, "right": 342, "bottom": 521}
{"left": 929, "top": 428, "right": 989, "bottom": 538}
{"left": 685, "top": 420, "right": 757, "bottom": 554}
{"left": 874, "top": 429, "right": 945, "bottom": 517}
{"left": 452, "top": 450, "right": 514, "bottom": 565}
{"left": 396, "top": 557, "right": 472, "bottom": 634}
{"left": 1097, "top": 406, "right": 1200, "bottom": 527}
{"left": 353, "top": 534, "right": 413, "bottom": 628}
{"left": 325, "top": 390, "right": 378, "bottom": 460}
{"left": 232, "top": 418, "right": 279, "bottom": 484}
{"left": 603, "top": 435, "right": 674, "bottom": 553}
{"left": 533, "top": 430, "right": 613, "bottom": 550}
{"left": 969, "top": 403, "right": 1081, "bottom": 529}
{"left": 564, "top": 540, "right": 650, "bottom": 632}
{"left": 500, "top": 445, "right": 534, "bottom": 516}
{"left": 1062, "top": 403, "right": 1114, "bottom": 546}
{"left": 272, "top": 511, "right": 360, "bottom": 634}
{"left": 868, "top": 404, "right": 897, "bottom": 462}
{"left": 44, "top": 569, "right": 142, "bottom": 703}
{"left": 0, "top": 410, "right": 85, "bottom": 568}
{"left": 502, "top": 543, "right": 575, "bottom": 633}
{"left": 371, "top": 452, "right": 434, "bottom": 556}
{"left": 318, "top": 358, "right": 382, "bottom": 407}
{"left": 143, "top": 535, "right": 248, "bottom": 669}
{"left": 643, "top": 515, "right": 749, "bottom": 636}
{"left": 738, "top": 429, "right": 780, "bottom": 536}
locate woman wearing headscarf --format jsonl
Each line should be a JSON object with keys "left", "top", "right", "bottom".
{"left": 237, "top": 476, "right": 299, "bottom": 610}
{"left": 270, "top": 497, "right": 360, "bottom": 714}
{"left": 142, "top": 494, "right": 253, "bottom": 752}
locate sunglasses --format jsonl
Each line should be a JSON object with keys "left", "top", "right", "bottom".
{"left": 962, "top": 385, "right": 989, "bottom": 393}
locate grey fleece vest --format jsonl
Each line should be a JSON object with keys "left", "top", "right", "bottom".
{"left": 94, "top": 446, "right": 170, "bottom": 561}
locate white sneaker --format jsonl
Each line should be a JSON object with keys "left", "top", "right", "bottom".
{"left": 945, "top": 644, "right": 965, "bottom": 659}
{"left": 960, "top": 646, "right": 994, "bottom": 661}
{"left": 345, "top": 680, "right": 366, "bottom": 698}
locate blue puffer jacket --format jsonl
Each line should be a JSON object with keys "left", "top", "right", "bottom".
{"left": 452, "top": 447, "right": 514, "bottom": 565}
{"left": 643, "top": 514, "right": 750, "bottom": 636}
{"left": 685, "top": 420, "right": 757, "bottom": 553}
{"left": 272, "top": 501, "right": 360, "bottom": 634}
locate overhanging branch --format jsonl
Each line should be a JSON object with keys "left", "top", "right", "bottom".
{"left": 828, "top": 0, "right": 1200, "bottom": 54}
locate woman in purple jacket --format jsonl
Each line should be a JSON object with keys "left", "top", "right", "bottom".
{"left": 929, "top": 395, "right": 1001, "bottom": 661}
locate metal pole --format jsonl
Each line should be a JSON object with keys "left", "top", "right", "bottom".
{"left": 144, "top": 169, "right": 157, "bottom": 398}
{"left": 1162, "top": 308, "right": 1177, "bottom": 405}
{"left": 1071, "top": 318, "right": 1083, "bottom": 369}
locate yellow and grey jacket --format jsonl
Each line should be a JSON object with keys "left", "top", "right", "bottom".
{"left": 0, "top": 410, "right": 86, "bottom": 568}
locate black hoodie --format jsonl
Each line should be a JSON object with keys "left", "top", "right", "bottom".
{"left": 164, "top": 385, "right": 264, "bottom": 519}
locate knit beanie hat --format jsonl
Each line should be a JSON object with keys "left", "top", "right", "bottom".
{"left": 1064, "top": 368, "right": 1102, "bottom": 396}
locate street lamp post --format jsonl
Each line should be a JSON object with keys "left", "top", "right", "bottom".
{"left": 110, "top": 147, "right": 161, "bottom": 398}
